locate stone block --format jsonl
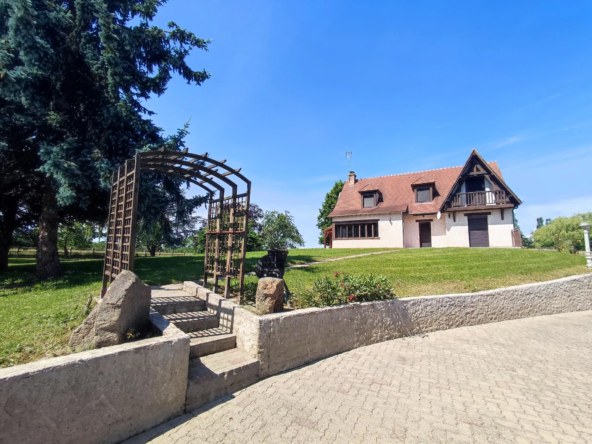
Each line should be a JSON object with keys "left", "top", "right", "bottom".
{"left": 255, "top": 278, "right": 284, "bottom": 314}
{"left": 69, "top": 271, "right": 151, "bottom": 349}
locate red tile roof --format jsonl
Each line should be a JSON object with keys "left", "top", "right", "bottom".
{"left": 329, "top": 159, "right": 504, "bottom": 217}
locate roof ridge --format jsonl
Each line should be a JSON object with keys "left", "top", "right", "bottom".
{"left": 359, "top": 165, "right": 463, "bottom": 181}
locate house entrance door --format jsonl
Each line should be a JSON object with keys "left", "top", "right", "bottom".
{"left": 468, "top": 216, "right": 489, "bottom": 247}
{"left": 419, "top": 222, "right": 432, "bottom": 248}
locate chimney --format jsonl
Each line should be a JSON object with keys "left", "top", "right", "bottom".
{"left": 348, "top": 171, "right": 356, "bottom": 186}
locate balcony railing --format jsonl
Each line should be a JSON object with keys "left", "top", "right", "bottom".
{"left": 451, "top": 190, "right": 508, "bottom": 207}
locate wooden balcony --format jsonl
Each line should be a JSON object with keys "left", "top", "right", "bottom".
{"left": 451, "top": 190, "right": 509, "bottom": 208}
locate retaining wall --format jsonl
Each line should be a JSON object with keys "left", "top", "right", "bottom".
{"left": 230, "top": 273, "right": 592, "bottom": 378}
{"left": 0, "top": 311, "right": 190, "bottom": 444}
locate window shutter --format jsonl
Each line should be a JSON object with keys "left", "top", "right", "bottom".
{"left": 417, "top": 188, "right": 430, "bottom": 203}
{"left": 363, "top": 194, "right": 375, "bottom": 208}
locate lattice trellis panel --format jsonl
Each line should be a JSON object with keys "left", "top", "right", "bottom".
{"left": 204, "top": 193, "right": 249, "bottom": 286}
{"left": 101, "top": 156, "right": 140, "bottom": 296}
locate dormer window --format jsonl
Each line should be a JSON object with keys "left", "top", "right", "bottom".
{"left": 412, "top": 178, "right": 437, "bottom": 204}
{"left": 361, "top": 190, "right": 380, "bottom": 208}
{"left": 416, "top": 187, "right": 432, "bottom": 203}
{"left": 363, "top": 192, "right": 376, "bottom": 208}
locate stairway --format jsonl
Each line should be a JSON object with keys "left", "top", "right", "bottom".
{"left": 151, "top": 284, "right": 260, "bottom": 412}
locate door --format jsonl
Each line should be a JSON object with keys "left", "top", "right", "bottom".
{"left": 468, "top": 216, "right": 489, "bottom": 247}
{"left": 419, "top": 222, "right": 432, "bottom": 247}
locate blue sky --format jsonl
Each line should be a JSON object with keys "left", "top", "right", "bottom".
{"left": 147, "top": 0, "right": 592, "bottom": 246}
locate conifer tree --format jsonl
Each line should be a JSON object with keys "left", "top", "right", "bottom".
{"left": 0, "top": 0, "right": 210, "bottom": 277}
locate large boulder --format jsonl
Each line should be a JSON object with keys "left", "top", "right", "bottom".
{"left": 255, "top": 277, "right": 284, "bottom": 314}
{"left": 69, "top": 271, "right": 151, "bottom": 349}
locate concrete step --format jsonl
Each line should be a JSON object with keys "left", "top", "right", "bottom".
{"left": 151, "top": 294, "right": 206, "bottom": 315}
{"left": 163, "top": 311, "right": 218, "bottom": 333}
{"left": 186, "top": 348, "right": 260, "bottom": 412}
{"left": 189, "top": 327, "right": 236, "bottom": 358}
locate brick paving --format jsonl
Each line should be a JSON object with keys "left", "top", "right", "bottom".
{"left": 127, "top": 311, "right": 592, "bottom": 444}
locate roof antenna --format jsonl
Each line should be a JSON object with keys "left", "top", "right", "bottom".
{"left": 346, "top": 151, "right": 352, "bottom": 172}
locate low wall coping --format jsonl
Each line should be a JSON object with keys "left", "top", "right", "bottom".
{"left": 256, "top": 272, "right": 592, "bottom": 320}
{"left": 0, "top": 307, "right": 190, "bottom": 444}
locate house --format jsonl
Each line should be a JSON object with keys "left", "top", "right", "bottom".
{"left": 327, "top": 150, "right": 522, "bottom": 249}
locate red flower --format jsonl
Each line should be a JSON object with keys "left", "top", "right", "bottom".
{"left": 396, "top": 283, "right": 400, "bottom": 286}
{"left": 377, "top": 285, "right": 381, "bottom": 289}
{"left": 340, "top": 283, "right": 345, "bottom": 288}
{"left": 342, "top": 272, "right": 345, "bottom": 275}
{"left": 348, "top": 295, "right": 355, "bottom": 302}
{"left": 334, "top": 272, "right": 339, "bottom": 277}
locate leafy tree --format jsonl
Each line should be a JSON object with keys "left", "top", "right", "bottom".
{"left": 190, "top": 228, "right": 207, "bottom": 254}
{"left": 536, "top": 217, "right": 544, "bottom": 229}
{"left": 0, "top": 0, "right": 210, "bottom": 278}
{"left": 12, "top": 226, "right": 39, "bottom": 249}
{"left": 246, "top": 228, "right": 263, "bottom": 252}
{"left": 316, "top": 180, "right": 344, "bottom": 245}
{"left": 248, "top": 203, "right": 265, "bottom": 233}
{"left": 260, "top": 211, "right": 305, "bottom": 250}
{"left": 532, "top": 213, "right": 592, "bottom": 253}
{"left": 57, "top": 223, "right": 93, "bottom": 257}
{"left": 137, "top": 221, "right": 165, "bottom": 257}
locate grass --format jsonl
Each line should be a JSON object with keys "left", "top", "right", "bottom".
{"left": 282, "top": 248, "right": 591, "bottom": 298}
{"left": 0, "top": 247, "right": 589, "bottom": 368}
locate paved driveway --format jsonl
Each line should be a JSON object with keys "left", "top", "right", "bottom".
{"left": 127, "top": 311, "right": 592, "bottom": 444}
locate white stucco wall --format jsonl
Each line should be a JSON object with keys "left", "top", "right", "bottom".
{"left": 487, "top": 209, "right": 515, "bottom": 247}
{"left": 403, "top": 214, "right": 447, "bottom": 248}
{"left": 445, "top": 208, "right": 514, "bottom": 248}
{"left": 332, "top": 209, "right": 514, "bottom": 249}
{"left": 332, "top": 214, "right": 403, "bottom": 249}
{"left": 445, "top": 211, "right": 471, "bottom": 247}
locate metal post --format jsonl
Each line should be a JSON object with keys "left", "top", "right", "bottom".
{"left": 581, "top": 222, "right": 592, "bottom": 269}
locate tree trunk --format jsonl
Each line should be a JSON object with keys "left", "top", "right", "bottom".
{"left": 0, "top": 241, "right": 10, "bottom": 271}
{"left": 149, "top": 246, "right": 157, "bottom": 257}
{"left": 37, "top": 185, "right": 61, "bottom": 279}
{"left": 0, "top": 198, "right": 18, "bottom": 271}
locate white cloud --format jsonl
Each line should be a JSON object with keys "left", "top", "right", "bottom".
{"left": 490, "top": 136, "right": 524, "bottom": 150}
{"left": 516, "top": 196, "right": 592, "bottom": 236}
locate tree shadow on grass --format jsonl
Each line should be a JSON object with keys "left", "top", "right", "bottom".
{"left": 1, "top": 255, "right": 213, "bottom": 293}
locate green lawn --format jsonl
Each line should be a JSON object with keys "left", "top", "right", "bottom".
{"left": 0, "top": 247, "right": 589, "bottom": 368}
{"left": 283, "top": 248, "right": 591, "bottom": 298}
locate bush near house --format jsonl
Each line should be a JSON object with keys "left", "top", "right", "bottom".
{"left": 291, "top": 273, "right": 397, "bottom": 308}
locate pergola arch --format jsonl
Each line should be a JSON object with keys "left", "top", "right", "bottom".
{"left": 101, "top": 150, "right": 251, "bottom": 299}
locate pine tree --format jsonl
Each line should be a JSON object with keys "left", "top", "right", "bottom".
{"left": 0, "top": 0, "right": 210, "bottom": 277}
{"left": 316, "top": 180, "right": 344, "bottom": 245}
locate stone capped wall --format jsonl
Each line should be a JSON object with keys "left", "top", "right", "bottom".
{"left": 234, "top": 273, "right": 592, "bottom": 378}
{"left": 0, "top": 311, "right": 190, "bottom": 444}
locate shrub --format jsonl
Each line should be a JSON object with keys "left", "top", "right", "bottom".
{"left": 532, "top": 214, "right": 591, "bottom": 253}
{"left": 291, "top": 273, "right": 397, "bottom": 309}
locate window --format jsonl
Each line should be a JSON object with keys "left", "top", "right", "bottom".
{"left": 335, "top": 221, "right": 379, "bottom": 239}
{"left": 416, "top": 187, "right": 431, "bottom": 203}
{"left": 465, "top": 177, "right": 485, "bottom": 193}
{"left": 362, "top": 193, "right": 376, "bottom": 208}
